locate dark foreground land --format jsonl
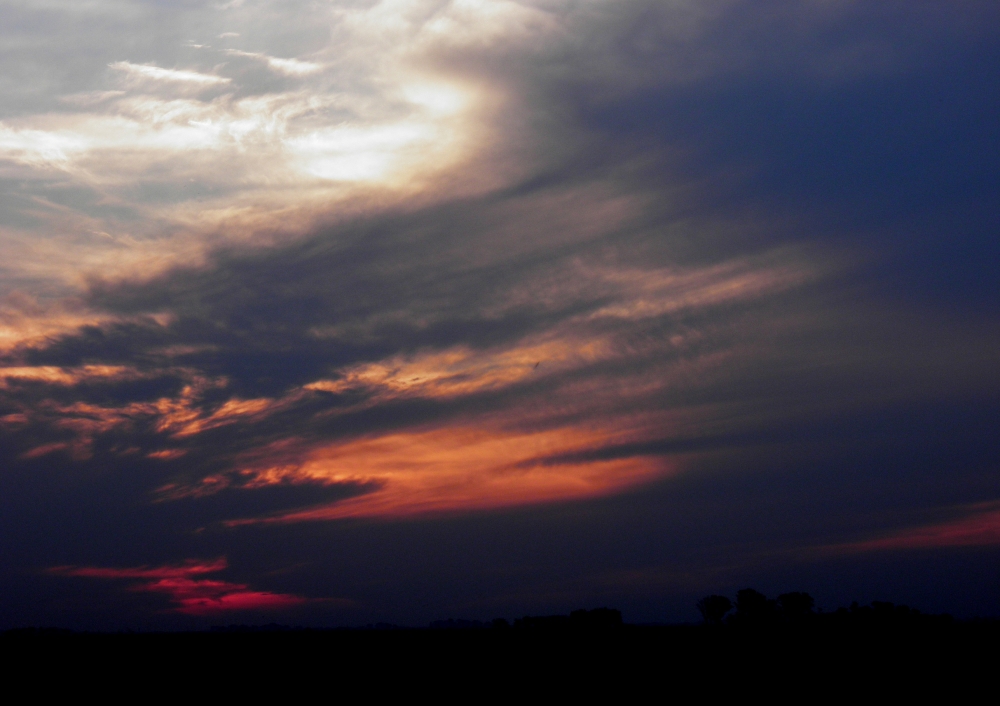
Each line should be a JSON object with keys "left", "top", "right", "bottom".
{"left": 4, "top": 614, "right": 999, "bottom": 694}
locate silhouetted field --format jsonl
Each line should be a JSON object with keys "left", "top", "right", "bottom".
{"left": 4, "top": 597, "right": 998, "bottom": 691}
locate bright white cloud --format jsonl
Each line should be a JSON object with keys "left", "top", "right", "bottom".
{"left": 223, "top": 50, "right": 322, "bottom": 76}
{"left": 109, "top": 62, "right": 231, "bottom": 85}
{"left": 0, "top": 0, "right": 552, "bottom": 306}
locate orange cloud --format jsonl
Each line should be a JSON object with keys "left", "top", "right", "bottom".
{"left": 0, "top": 291, "right": 115, "bottom": 353}
{"left": 0, "top": 365, "right": 136, "bottom": 388}
{"left": 228, "top": 422, "right": 671, "bottom": 524}
{"left": 20, "top": 442, "right": 69, "bottom": 460}
{"left": 48, "top": 558, "right": 311, "bottom": 615}
{"left": 147, "top": 449, "right": 188, "bottom": 460}
{"left": 2, "top": 369, "right": 305, "bottom": 465}
{"left": 161, "top": 395, "right": 283, "bottom": 438}
{"left": 304, "top": 337, "right": 604, "bottom": 401}
{"left": 147, "top": 377, "right": 301, "bottom": 439}
{"left": 303, "top": 254, "right": 813, "bottom": 405}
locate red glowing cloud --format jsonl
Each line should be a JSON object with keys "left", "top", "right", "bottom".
{"left": 49, "top": 558, "right": 309, "bottom": 615}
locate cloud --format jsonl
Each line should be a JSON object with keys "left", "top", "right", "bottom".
{"left": 223, "top": 50, "right": 322, "bottom": 76}
{"left": 108, "top": 61, "right": 231, "bottom": 86}
{"left": 3, "top": 160, "right": 994, "bottom": 525}
{"left": 229, "top": 425, "right": 672, "bottom": 523}
{"left": 0, "top": 0, "right": 524, "bottom": 298}
{"left": 0, "top": 1, "right": 998, "bottom": 626}
{"left": 831, "top": 503, "right": 1000, "bottom": 553}
{"left": 0, "top": 177, "right": 830, "bottom": 519}
{"left": 48, "top": 558, "right": 312, "bottom": 615}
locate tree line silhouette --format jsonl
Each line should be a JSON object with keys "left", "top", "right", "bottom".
{"left": 697, "top": 588, "right": 954, "bottom": 629}
{"left": 428, "top": 591, "right": 953, "bottom": 632}
{"left": 0, "top": 591, "right": 977, "bottom": 638}
{"left": 427, "top": 592, "right": 956, "bottom": 632}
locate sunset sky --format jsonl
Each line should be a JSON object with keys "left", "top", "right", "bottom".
{"left": 1, "top": 0, "right": 998, "bottom": 629}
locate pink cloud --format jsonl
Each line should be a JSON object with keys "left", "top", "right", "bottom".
{"left": 831, "top": 503, "right": 1000, "bottom": 553}
{"left": 49, "top": 558, "right": 308, "bottom": 615}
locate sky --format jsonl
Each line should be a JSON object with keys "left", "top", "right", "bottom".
{"left": 0, "top": 0, "right": 998, "bottom": 629}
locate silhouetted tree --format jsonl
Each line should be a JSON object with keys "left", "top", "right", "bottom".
{"left": 513, "top": 608, "right": 622, "bottom": 630}
{"left": 732, "top": 589, "right": 776, "bottom": 626}
{"left": 694, "top": 588, "right": 957, "bottom": 634}
{"left": 777, "top": 592, "right": 815, "bottom": 622}
{"left": 513, "top": 615, "right": 570, "bottom": 629}
{"left": 697, "top": 595, "right": 733, "bottom": 625}
{"left": 569, "top": 608, "right": 622, "bottom": 628}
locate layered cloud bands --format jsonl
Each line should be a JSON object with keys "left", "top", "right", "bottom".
{"left": 3, "top": 220, "right": 818, "bottom": 521}
{"left": 1, "top": 1, "right": 999, "bottom": 623}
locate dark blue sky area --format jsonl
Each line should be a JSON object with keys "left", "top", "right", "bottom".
{"left": 581, "top": 19, "right": 1000, "bottom": 308}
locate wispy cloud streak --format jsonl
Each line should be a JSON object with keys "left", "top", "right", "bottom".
{"left": 830, "top": 504, "right": 1000, "bottom": 553}
{"left": 49, "top": 558, "right": 310, "bottom": 615}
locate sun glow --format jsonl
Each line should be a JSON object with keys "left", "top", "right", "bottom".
{"left": 290, "top": 122, "right": 437, "bottom": 182}
{"left": 0, "top": 5, "right": 498, "bottom": 299}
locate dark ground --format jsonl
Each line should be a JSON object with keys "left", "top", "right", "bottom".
{"left": 4, "top": 619, "right": 997, "bottom": 696}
